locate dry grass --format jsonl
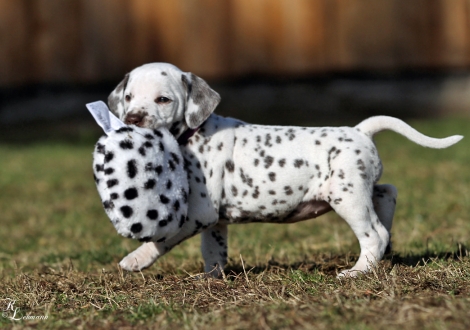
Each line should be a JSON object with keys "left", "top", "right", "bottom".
{"left": 1, "top": 117, "right": 469, "bottom": 329}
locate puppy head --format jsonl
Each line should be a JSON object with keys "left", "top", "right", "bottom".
{"left": 108, "top": 63, "right": 220, "bottom": 137}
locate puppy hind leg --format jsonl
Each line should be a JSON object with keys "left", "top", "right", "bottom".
{"left": 373, "top": 184, "right": 397, "bottom": 254}
{"left": 201, "top": 223, "right": 228, "bottom": 278}
{"left": 332, "top": 191, "right": 390, "bottom": 277}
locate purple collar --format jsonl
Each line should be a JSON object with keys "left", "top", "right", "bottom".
{"left": 177, "top": 127, "right": 199, "bottom": 145}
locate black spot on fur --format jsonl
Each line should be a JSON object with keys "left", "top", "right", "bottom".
{"left": 268, "top": 172, "right": 276, "bottom": 182}
{"left": 294, "top": 159, "right": 304, "bottom": 168}
{"left": 169, "top": 160, "right": 176, "bottom": 171}
{"left": 138, "top": 147, "right": 146, "bottom": 156}
{"left": 278, "top": 159, "right": 286, "bottom": 167}
{"left": 264, "top": 156, "right": 274, "bottom": 169}
{"left": 124, "top": 188, "right": 138, "bottom": 200}
{"left": 225, "top": 160, "right": 235, "bottom": 172}
{"left": 104, "top": 167, "right": 114, "bottom": 175}
{"left": 284, "top": 186, "right": 293, "bottom": 195}
{"left": 153, "top": 129, "right": 163, "bottom": 138}
{"left": 231, "top": 185, "right": 238, "bottom": 197}
{"left": 145, "top": 133, "right": 155, "bottom": 140}
{"left": 110, "top": 193, "right": 119, "bottom": 200}
{"left": 155, "top": 165, "right": 163, "bottom": 175}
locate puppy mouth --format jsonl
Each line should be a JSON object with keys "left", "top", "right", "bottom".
{"left": 124, "top": 111, "right": 158, "bottom": 129}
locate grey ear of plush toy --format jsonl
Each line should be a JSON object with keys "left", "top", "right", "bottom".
{"left": 92, "top": 123, "right": 189, "bottom": 243}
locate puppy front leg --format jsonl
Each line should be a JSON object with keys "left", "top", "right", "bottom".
{"left": 201, "top": 223, "right": 228, "bottom": 278}
{"left": 120, "top": 241, "right": 162, "bottom": 271}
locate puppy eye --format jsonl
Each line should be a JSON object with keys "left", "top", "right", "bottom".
{"left": 125, "top": 95, "right": 131, "bottom": 102}
{"left": 155, "top": 96, "right": 171, "bottom": 104}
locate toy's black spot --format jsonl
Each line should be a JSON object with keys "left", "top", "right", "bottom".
{"left": 143, "top": 141, "right": 153, "bottom": 148}
{"left": 278, "top": 159, "right": 286, "bottom": 167}
{"left": 124, "top": 188, "right": 138, "bottom": 200}
{"left": 130, "top": 222, "right": 142, "bottom": 233}
{"left": 159, "top": 219, "right": 168, "bottom": 227}
{"left": 127, "top": 160, "right": 138, "bottom": 178}
{"left": 153, "top": 129, "right": 163, "bottom": 138}
{"left": 145, "top": 133, "right": 155, "bottom": 140}
{"left": 103, "top": 200, "right": 114, "bottom": 209}
{"left": 96, "top": 143, "right": 105, "bottom": 154}
{"left": 120, "top": 139, "right": 134, "bottom": 149}
{"left": 160, "top": 194, "right": 170, "bottom": 204}
{"left": 110, "top": 193, "right": 119, "bottom": 200}
{"left": 173, "top": 200, "right": 180, "bottom": 212}
{"left": 147, "top": 209, "right": 158, "bottom": 220}
{"left": 155, "top": 165, "right": 163, "bottom": 175}
{"left": 120, "top": 206, "right": 133, "bottom": 218}
{"left": 107, "top": 179, "right": 118, "bottom": 188}
{"left": 166, "top": 180, "right": 172, "bottom": 190}
{"left": 139, "top": 236, "right": 152, "bottom": 242}
{"left": 138, "top": 147, "right": 146, "bottom": 156}
{"left": 144, "top": 179, "right": 156, "bottom": 189}
{"left": 145, "top": 162, "right": 154, "bottom": 171}
{"left": 156, "top": 237, "right": 166, "bottom": 242}
{"left": 104, "top": 152, "right": 114, "bottom": 163}
{"left": 95, "top": 164, "right": 104, "bottom": 172}
{"left": 159, "top": 141, "right": 165, "bottom": 152}
{"left": 170, "top": 152, "right": 180, "bottom": 164}
{"left": 168, "top": 160, "right": 176, "bottom": 171}
{"left": 104, "top": 167, "right": 115, "bottom": 175}
{"left": 179, "top": 215, "right": 185, "bottom": 227}
{"left": 116, "top": 127, "right": 133, "bottom": 133}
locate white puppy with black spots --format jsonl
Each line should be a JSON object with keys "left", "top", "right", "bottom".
{"left": 108, "top": 63, "right": 462, "bottom": 277}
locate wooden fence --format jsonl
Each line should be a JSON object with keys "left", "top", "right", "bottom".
{"left": 1, "top": 0, "right": 470, "bottom": 86}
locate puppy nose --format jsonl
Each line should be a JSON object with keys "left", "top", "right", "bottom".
{"left": 125, "top": 114, "right": 143, "bottom": 126}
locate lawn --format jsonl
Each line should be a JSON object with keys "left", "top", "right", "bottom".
{"left": 0, "top": 117, "right": 469, "bottom": 329}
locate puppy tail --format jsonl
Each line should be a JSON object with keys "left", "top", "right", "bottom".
{"left": 355, "top": 116, "right": 463, "bottom": 149}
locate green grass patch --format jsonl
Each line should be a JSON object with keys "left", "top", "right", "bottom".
{"left": 0, "top": 117, "right": 469, "bottom": 329}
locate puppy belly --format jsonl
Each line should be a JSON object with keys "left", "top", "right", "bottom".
{"left": 218, "top": 200, "right": 332, "bottom": 224}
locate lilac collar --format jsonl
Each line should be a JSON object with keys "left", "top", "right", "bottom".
{"left": 177, "top": 127, "right": 199, "bottom": 145}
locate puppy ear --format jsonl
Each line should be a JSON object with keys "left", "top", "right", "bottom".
{"left": 182, "top": 73, "right": 220, "bottom": 128}
{"left": 107, "top": 73, "right": 129, "bottom": 118}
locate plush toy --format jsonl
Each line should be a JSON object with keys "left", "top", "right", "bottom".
{"left": 87, "top": 101, "right": 188, "bottom": 243}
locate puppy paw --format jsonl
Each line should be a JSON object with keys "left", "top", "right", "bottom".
{"left": 119, "top": 243, "right": 158, "bottom": 271}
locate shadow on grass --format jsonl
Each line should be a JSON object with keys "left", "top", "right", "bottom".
{"left": 223, "top": 243, "right": 470, "bottom": 277}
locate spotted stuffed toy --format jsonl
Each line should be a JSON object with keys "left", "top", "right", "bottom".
{"left": 89, "top": 102, "right": 188, "bottom": 243}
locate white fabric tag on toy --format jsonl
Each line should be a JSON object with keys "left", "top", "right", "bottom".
{"left": 88, "top": 101, "right": 189, "bottom": 243}
{"left": 86, "top": 101, "right": 126, "bottom": 134}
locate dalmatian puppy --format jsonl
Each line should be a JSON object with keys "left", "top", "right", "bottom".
{"left": 108, "top": 63, "right": 463, "bottom": 277}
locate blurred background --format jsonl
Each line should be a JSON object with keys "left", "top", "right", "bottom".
{"left": 1, "top": 0, "right": 470, "bottom": 142}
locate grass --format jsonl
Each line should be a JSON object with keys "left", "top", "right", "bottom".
{"left": 0, "top": 116, "right": 469, "bottom": 329}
